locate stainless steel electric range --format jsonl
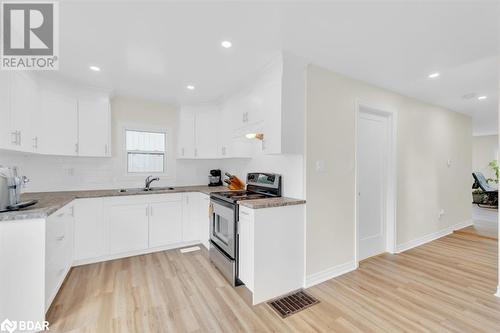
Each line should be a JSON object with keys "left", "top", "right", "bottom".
{"left": 209, "top": 172, "right": 282, "bottom": 286}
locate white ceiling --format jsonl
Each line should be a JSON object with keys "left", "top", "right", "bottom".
{"left": 43, "top": 1, "right": 499, "bottom": 134}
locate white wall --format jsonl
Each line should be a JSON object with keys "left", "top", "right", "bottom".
{"left": 305, "top": 64, "right": 472, "bottom": 277}
{"left": 472, "top": 135, "right": 498, "bottom": 180}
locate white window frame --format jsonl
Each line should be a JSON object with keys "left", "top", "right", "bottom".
{"left": 124, "top": 128, "right": 167, "bottom": 175}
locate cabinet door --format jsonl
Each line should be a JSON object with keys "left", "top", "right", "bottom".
{"left": 107, "top": 203, "right": 149, "bottom": 255}
{"left": 40, "top": 90, "right": 78, "bottom": 155}
{"left": 0, "top": 72, "right": 11, "bottom": 150}
{"left": 182, "top": 193, "right": 200, "bottom": 242}
{"left": 11, "top": 72, "right": 38, "bottom": 152}
{"left": 177, "top": 107, "right": 195, "bottom": 158}
{"left": 78, "top": 97, "right": 111, "bottom": 157}
{"left": 74, "top": 198, "right": 106, "bottom": 261}
{"left": 238, "top": 210, "right": 254, "bottom": 291}
{"left": 195, "top": 106, "right": 219, "bottom": 158}
{"left": 198, "top": 194, "right": 210, "bottom": 249}
{"left": 149, "top": 200, "right": 183, "bottom": 248}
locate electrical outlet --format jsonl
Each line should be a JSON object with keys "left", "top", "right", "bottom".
{"left": 438, "top": 209, "right": 445, "bottom": 219}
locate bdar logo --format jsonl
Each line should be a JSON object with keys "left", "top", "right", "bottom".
{"left": 0, "top": 319, "right": 17, "bottom": 333}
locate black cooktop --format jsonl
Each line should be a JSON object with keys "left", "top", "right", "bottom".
{"left": 211, "top": 190, "right": 270, "bottom": 203}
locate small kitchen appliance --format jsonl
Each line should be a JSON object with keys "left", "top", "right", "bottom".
{"left": 0, "top": 166, "right": 37, "bottom": 212}
{"left": 208, "top": 169, "right": 223, "bottom": 187}
{"left": 209, "top": 173, "right": 282, "bottom": 286}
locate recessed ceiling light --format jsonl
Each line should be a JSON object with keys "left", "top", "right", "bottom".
{"left": 89, "top": 65, "right": 101, "bottom": 72}
{"left": 428, "top": 72, "right": 440, "bottom": 79}
{"left": 186, "top": 85, "right": 195, "bottom": 90}
{"left": 221, "top": 40, "right": 232, "bottom": 48}
{"left": 477, "top": 95, "right": 487, "bottom": 100}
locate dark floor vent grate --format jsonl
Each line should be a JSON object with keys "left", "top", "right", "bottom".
{"left": 268, "top": 290, "right": 319, "bottom": 318}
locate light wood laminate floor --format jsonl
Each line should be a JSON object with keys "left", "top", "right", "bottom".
{"left": 47, "top": 232, "right": 500, "bottom": 332}
{"left": 455, "top": 224, "right": 498, "bottom": 240}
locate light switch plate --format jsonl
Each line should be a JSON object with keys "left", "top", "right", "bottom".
{"left": 315, "top": 160, "right": 325, "bottom": 173}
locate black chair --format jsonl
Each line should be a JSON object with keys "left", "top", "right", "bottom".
{"left": 472, "top": 172, "right": 498, "bottom": 207}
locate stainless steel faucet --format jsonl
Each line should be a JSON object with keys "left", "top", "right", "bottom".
{"left": 144, "top": 175, "right": 159, "bottom": 191}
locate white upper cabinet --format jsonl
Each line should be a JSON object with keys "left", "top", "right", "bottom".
{"left": 177, "top": 52, "right": 306, "bottom": 159}
{"left": 39, "top": 89, "right": 78, "bottom": 156}
{"left": 218, "top": 102, "right": 253, "bottom": 158}
{"left": 11, "top": 72, "right": 38, "bottom": 152}
{"left": 194, "top": 105, "right": 219, "bottom": 158}
{"left": 78, "top": 97, "right": 111, "bottom": 157}
{"left": 0, "top": 73, "right": 111, "bottom": 157}
{"left": 0, "top": 72, "right": 11, "bottom": 150}
{"left": 177, "top": 105, "right": 219, "bottom": 159}
{"left": 177, "top": 107, "right": 196, "bottom": 158}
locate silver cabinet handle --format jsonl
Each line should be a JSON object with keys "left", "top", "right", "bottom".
{"left": 32, "top": 136, "right": 38, "bottom": 149}
{"left": 104, "top": 144, "right": 108, "bottom": 155}
{"left": 70, "top": 206, "right": 75, "bottom": 217}
{"left": 75, "top": 143, "right": 79, "bottom": 154}
{"left": 17, "top": 131, "right": 21, "bottom": 146}
{"left": 56, "top": 235, "right": 65, "bottom": 241}
{"left": 181, "top": 147, "right": 185, "bottom": 156}
{"left": 11, "top": 131, "right": 17, "bottom": 144}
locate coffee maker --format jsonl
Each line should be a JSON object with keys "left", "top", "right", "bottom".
{"left": 208, "top": 169, "right": 223, "bottom": 187}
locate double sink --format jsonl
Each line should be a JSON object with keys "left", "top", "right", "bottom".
{"left": 118, "top": 187, "right": 176, "bottom": 193}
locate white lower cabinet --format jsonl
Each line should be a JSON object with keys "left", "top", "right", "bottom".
{"left": 149, "top": 197, "right": 183, "bottom": 248}
{"left": 237, "top": 204, "right": 305, "bottom": 305}
{"left": 199, "top": 194, "right": 211, "bottom": 249}
{"left": 238, "top": 207, "right": 254, "bottom": 291}
{"left": 73, "top": 193, "right": 210, "bottom": 263}
{"left": 74, "top": 198, "right": 106, "bottom": 261}
{"left": 182, "top": 192, "right": 200, "bottom": 242}
{"left": 107, "top": 202, "right": 149, "bottom": 255}
{"left": 45, "top": 204, "right": 74, "bottom": 310}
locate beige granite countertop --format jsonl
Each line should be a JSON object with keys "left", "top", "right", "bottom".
{"left": 0, "top": 186, "right": 306, "bottom": 221}
{"left": 238, "top": 197, "right": 306, "bottom": 209}
{"left": 1, "top": 186, "right": 228, "bottom": 222}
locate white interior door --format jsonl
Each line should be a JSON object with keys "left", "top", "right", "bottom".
{"left": 358, "top": 109, "right": 389, "bottom": 260}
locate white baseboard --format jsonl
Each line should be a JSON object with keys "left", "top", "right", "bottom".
{"left": 396, "top": 220, "right": 472, "bottom": 253}
{"left": 72, "top": 240, "right": 202, "bottom": 266}
{"left": 495, "top": 286, "right": 500, "bottom": 298}
{"left": 304, "top": 261, "right": 358, "bottom": 288}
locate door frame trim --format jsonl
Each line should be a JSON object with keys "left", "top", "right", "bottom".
{"left": 354, "top": 100, "right": 398, "bottom": 264}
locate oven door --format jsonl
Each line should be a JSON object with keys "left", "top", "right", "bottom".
{"left": 210, "top": 199, "right": 236, "bottom": 258}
